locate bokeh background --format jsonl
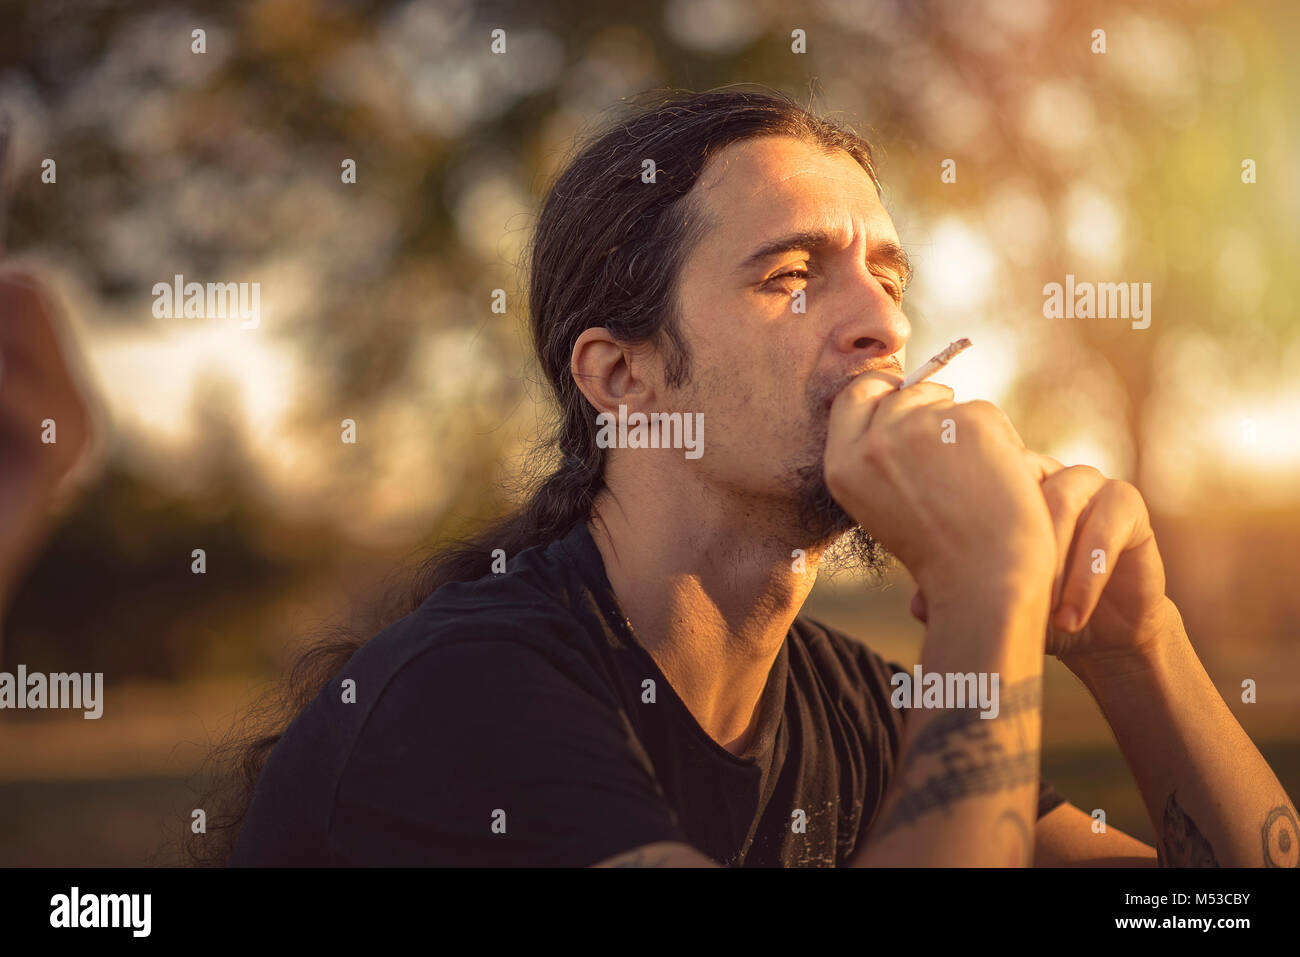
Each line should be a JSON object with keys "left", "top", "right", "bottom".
{"left": 1, "top": 0, "right": 1297, "bottom": 864}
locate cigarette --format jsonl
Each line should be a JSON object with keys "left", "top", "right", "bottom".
{"left": 897, "top": 338, "right": 972, "bottom": 390}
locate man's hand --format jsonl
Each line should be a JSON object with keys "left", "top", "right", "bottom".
{"left": 1032, "top": 458, "right": 1173, "bottom": 664}
{"left": 909, "top": 447, "right": 1175, "bottom": 667}
{"left": 0, "top": 271, "right": 94, "bottom": 619}
{"left": 825, "top": 370, "right": 1057, "bottom": 607}
{"left": 894, "top": 399, "right": 1296, "bottom": 868}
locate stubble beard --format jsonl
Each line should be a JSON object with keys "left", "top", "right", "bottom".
{"left": 787, "top": 423, "right": 893, "bottom": 583}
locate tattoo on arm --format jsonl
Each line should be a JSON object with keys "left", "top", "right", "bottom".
{"left": 992, "top": 809, "right": 1033, "bottom": 867}
{"left": 871, "top": 678, "right": 1043, "bottom": 839}
{"left": 1261, "top": 805, "right": 1299, "bottom": 868}
{"left": 1158, "top": 790, "right": 1219, "bottom": 867}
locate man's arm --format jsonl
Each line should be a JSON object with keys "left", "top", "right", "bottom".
{"left": 1034, "top": 802, "right": 1157, "bottom": 866}
{"left": 818, "top": 374, "right": 1063, "bottom": 867}
{"left": 1060, "top": 599, "right": 1298, "bottom": 867}
{"left": 849, "top": 580, "right": 1053, "bottom": 867}
{"left": 591, "top": 842, "right": 720, "bottom": 867}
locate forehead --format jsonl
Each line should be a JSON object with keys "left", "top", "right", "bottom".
{"left": 692, "top": 135, "right": 897, "bottom": 255}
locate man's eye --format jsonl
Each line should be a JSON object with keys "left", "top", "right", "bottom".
{"left": 876, "top": 275, "right": 904, "bottom": 305}
{"left": 764, "top": 268, "right": 809, "bottom": 287}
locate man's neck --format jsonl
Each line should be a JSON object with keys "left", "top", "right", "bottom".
{"left": 587, "top": 474, "right": 823, "bottom": 757}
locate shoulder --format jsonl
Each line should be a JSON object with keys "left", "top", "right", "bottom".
{"left": 329, "top": 591, "right": 621, "bottom": 767}
{"left": 337, "top": 551, "right": 615, "bottom": 723}
{"left": 326, "top": 621, "right": 677, "bottom": 865}
{"left": 356, "top": 629, "right": 617, "bottom": 735}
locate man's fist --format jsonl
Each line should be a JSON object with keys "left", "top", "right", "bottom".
{"left": 908, "top": 447, "right": 1174, "bottom": 664}
{"left": 824, "top": 369, "right": 1057, "bottom": 605}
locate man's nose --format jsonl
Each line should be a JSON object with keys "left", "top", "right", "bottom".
{"left": 830, "top": 271, "right": 911, "bottom": 358}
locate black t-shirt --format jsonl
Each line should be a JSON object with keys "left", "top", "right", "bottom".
{"left": 231, "top": 519, "right": 1066, "bottom": 866}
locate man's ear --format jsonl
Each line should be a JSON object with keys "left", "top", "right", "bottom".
{"left": 571, "top": 327, "right": 657, "bottom": 414}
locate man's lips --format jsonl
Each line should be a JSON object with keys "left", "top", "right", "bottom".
{"left": 822, "top": 361, "right": 904, "bottom": 413}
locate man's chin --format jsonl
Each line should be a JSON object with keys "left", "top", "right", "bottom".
{"left": 790, "top": 461, "right": 892, "bottom": 580}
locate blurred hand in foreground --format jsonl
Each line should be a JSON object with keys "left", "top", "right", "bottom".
{"left": 0, "top": 271, "right": 95, "bottom": 630}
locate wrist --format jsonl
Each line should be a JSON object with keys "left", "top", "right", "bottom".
{"left": 921, "top": 556, "right": 1054, "bottom": 623}
{"left": 1060, "top": 597, "right": 1186, "bottom": 689}
{"left": 922, "top": 565, "right": 1054, "bottom": 665}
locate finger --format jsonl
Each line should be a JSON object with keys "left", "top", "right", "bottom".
{"left": 1054, "top": 480, "right": 1153, "bottom": 632}
{"left": 0, "top": 274, "right": 53, "bottom": 345}
{"left": 0, "top": 357, "right": 42, "bottom": 427}
{"left": 0, "top": 275, "right": 81, "bottom": 391}
{"left": 1022, "top": 449, "right": 1066, "bottom": 483}
{"left": 869, "top": 380, "right": 957, "bottom": 430}
{"left": 0, "top": 344, "right": 91, "bottom": 472}
{"left": 1039, "top": 465, "right": 1108, "bottom": 611}
{"left": 826, "top": 369, "right": 905, "bottom": 445}
{"left": 958, "top": 398, "right": 1027, "bottom": 450}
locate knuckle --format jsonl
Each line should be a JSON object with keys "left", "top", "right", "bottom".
{"left": 892, "top": 407, "right": 929, "bottom": 440}
{"left": 858, "top": 427, "right": 890, "bottom": 465}
{"left": 1109, "top": 478, "right": 1145, "bottom": 507}
{"left": 913, "top": 381, "right": 954, "bottom": 401}
{"left": 954, "top": 400, "right": 1001, "bottom": 435}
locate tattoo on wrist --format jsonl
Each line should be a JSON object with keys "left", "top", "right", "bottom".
{"left": 1157, "top": 790, "right": 1219, "bottom": 867}
{"left": 1261, "top": 805, "right": 1299, "bottom": 868}
{"left": 871, "top": 677, "right": 1043, "bottom": 839}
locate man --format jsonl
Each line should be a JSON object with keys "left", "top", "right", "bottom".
{"left": 226, "top": 88, "right": 1297, "bottom": 867}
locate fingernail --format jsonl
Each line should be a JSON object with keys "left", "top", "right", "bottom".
{"left": 1057, "top": 608, "right": 1080, "bottom": 632}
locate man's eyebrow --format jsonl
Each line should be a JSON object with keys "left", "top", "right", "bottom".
{"left": 735, "top": 228, "right": 913, "bottom": 286}
{"left": 873, "top": 242, "right": 913, "bottom": 288}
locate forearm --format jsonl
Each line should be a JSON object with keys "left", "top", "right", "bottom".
{"left": 1065, "top": 599, "right": 1298, "bottom": 867}
{"left": 852, "top": 580, "right": 1051, "bottom": 867}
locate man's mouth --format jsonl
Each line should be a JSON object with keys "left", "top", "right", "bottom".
{"left": 822, "top": 359, "right": 905, "bottom": 414}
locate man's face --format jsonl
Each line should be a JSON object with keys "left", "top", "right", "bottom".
{"left": 667, "top": 134, "right": 913, "bottom": 569}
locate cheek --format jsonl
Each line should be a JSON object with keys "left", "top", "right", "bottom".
{"left": 678, "top": 301, "right": 814, "bottom": 434}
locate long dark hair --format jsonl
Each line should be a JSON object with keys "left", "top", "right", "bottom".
{"left": 185, "top": 85, "right": 879, "bottom": 865}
